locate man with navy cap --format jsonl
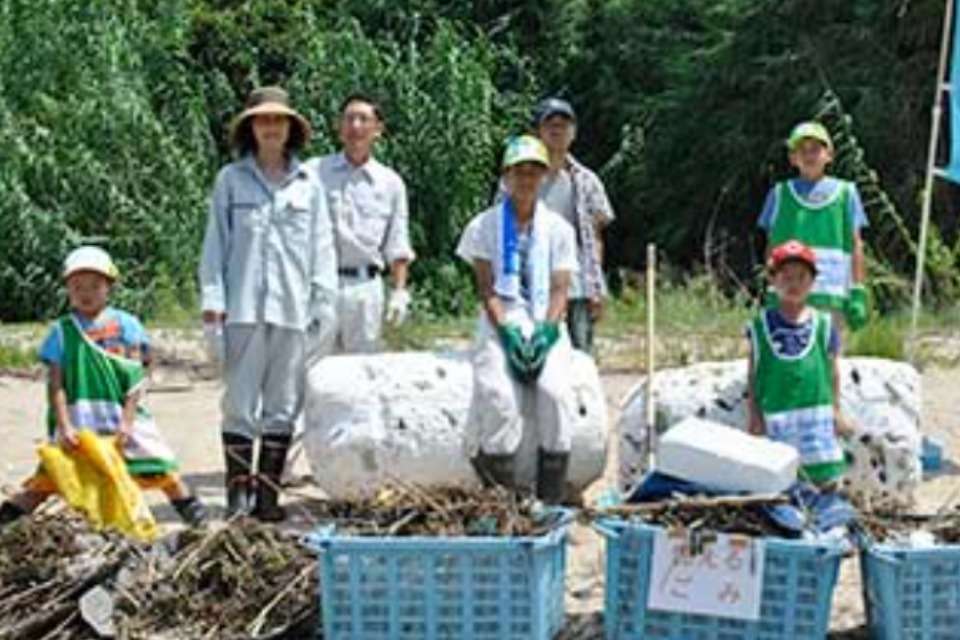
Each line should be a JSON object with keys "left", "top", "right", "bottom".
{"left": 498, "top": 98, "right": 615, "bottom": 352}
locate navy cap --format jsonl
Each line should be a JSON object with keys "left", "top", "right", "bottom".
{"left": 534, "top": 97, "right": 576, "bottom": 125}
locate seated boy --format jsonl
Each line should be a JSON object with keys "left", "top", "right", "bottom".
{"left": 456, "top": 135, "right": 579, "bottom": 504}
{"left": 0, "top": 246, "right": 206, "bottom": 527}
{"left": 746, "top": 240, "right": 847, "bottom": 485}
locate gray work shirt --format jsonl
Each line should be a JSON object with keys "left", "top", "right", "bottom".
{"left": 540, "top": 170, "right": 576, "bottom": 224}
{"left": 308, "top": 152, "right": 415, "bottom": 270}
{"left": 198, "top": 154, "right": 337, "bottom": 330}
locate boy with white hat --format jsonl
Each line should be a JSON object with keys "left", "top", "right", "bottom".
{"left": 493, "top": 97, "right": 615, "bottom": 353}
{"left": 0, "top": 246, "right": 207, "bottom": 527}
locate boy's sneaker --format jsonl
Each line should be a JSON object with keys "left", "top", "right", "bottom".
{"left": 0, "top": 501, "right": 26, "bottom": 528}
{"left": 171, "top": 497, "right": 208, "bottom": 527}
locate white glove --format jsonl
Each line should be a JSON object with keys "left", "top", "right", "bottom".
{"left": 202, "top": 322, "right": 225, "bottom": 365}
{"left": 385, "top": 288, "right": 411, "bottom": 325}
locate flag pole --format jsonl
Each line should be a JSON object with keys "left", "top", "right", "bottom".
{"left": 910, "top": 0, "right": 955, "bottom": 358}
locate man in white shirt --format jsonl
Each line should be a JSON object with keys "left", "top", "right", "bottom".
{"left": 308, "top": 93, "right": 415, "bottom": 355}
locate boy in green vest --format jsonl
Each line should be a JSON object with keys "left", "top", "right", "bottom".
{"left": 746, "top": 240, "right": 846, "bottom": 485}
{"left": 758, "top": 121, "right": 869, "bottom": 330}
{"left": 0, "top": 247, "right": 207, "bottom": 527}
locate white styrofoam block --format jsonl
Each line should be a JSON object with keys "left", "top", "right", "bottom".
{"left": 656, "top": 417, "right": 799, "bottom": 494}
{"left": 303, "top": 350, "right": 607, "bottom": 499}
{"left": 618, "top": 361, "right": 751, "bottom": 490}
{"left": 618, "top": 358, "right": 923, "bottom": 508}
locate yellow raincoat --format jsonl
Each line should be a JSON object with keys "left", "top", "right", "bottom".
{"left": 35, "top": 430, "right": 157, "bottom": 542}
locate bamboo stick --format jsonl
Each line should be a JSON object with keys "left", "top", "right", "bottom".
{"left": 645, "top": 243, "right": 657, "bottom": 470}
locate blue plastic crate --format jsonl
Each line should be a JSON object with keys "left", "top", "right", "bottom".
{"left": 597, "top": 519, "right": 843, "bottom": 640}
{"left": 862, "top": 543, "right": 960, "bottom": 639}
{"left": 310, "top": 515, "right": 570, "bottom": 640}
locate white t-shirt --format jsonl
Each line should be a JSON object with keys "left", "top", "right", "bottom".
{"left": 494, "top": 162, "right": 614, "bottom": 299}
{"left": 456, "top": 203, "right": 579, "bottom": 315}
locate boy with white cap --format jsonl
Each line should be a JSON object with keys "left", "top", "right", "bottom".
{"left": 758, "top": 121, "right": 870, "bottom": 330}
{"left": 456, "top": 135, "right": 579, "bottom": 503}
{"left": 199, "top": 87, "right": 337, "bottom": 521}
{"left": 0, "top": 246, "right": 207, "bottom": 527}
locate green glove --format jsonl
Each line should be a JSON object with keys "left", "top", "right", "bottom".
{"left": 525, "top": 321, "right": 561, "bottom": 381}
{"left": 497, "top": 324, "right": 530, "bottom": 382}
{"left": 845, "top": 285, "right": 869, "bottom": 331}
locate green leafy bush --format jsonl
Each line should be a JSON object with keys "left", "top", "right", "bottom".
{"left": 0, "top": 0, "right": 213, "bottom": 320}
{"left": 0, "top": 1, "right": 535, "bottom": 321}
{"left": 846, "top": 318, "right": 906, "bottom": 361}
{"left": 1, "top": 0, "right": 957, "bottom": 324}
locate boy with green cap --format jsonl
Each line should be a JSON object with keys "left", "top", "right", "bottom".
{"left": 456, "top": 135, "right": 579, "bottom": 503}
{"left": 746, "top": 240, "right": 846, "bottom": 485}
{"left": 758, "top": 121, "right": 869, "bottom": 330}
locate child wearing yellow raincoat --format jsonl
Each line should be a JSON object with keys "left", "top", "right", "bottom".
{"left": 0, "top": 246, "right": 207, "bottom": 534}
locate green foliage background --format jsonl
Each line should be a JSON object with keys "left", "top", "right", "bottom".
{"left": 0, "top": 0, "right": 957, "bottom": 321}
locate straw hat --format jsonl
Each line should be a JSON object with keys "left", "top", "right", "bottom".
{"left": 229, "top": 86, "right": 312, "bottom": 149}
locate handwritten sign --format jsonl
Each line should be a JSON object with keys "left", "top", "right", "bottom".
{"left": 647, "top": 529, "right": 765, "bottom": 621}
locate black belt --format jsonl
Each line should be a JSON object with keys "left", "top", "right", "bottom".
{"left": 338, "top": 265, "right": 380, "bottom": 278}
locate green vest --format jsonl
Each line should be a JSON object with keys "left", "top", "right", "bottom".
{"left": 48, "top": 315, "right": 176, "bottom": 475}
{"left": 751, "top": 310, "right": 845, "bottom": 483}
{"left": 769, "top": 180, "right": 854, "bottom": 311}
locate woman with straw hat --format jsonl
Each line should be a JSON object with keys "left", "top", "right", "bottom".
{"left": 198, "top": 87, "right": 337, "bottom": 522}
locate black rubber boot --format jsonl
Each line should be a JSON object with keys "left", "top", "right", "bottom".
{"left": 0, "top": 501, "right": 26, "bottom": 528}
{"left": 252, "top": 434, "right": 291, "bottom": 523}
{"left": 536, "top": 449, "right": 570, "bottom": 505}
{"left": 471, "top": 451, "right": 517, "bottom": 490}
{"left": 223, "top": 433, "right": 254, "bottom": 519}
{"left": 172, "top": 496, "right": 209, "bottom": 527}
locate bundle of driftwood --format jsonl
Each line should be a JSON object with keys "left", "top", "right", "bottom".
{"left": 0, "top": 485, "right": 565, "bottom": 639}
{"left": 590, "top": 493, "right": 792, "bottom": 538}
{"left": 0, "top": 505, "right": 131, "bottom": 640}
{"left": 860, "top": 510, "right": 960, "bottom": 545}
{"left": 113, "top": 522, "right": 315, "bottom": 639}
{"left": 0, "top": 504, "right": 315, "bottom": 640}
{"left": 307, "top": 483, "right": 561, "bottom": 537}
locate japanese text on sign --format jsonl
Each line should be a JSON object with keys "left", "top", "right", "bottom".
{"left": 647, "top": 529, "right": 765, "bottom": 621}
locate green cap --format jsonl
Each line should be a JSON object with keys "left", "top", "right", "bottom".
{"left": 787, "top": 121, "right": 833, "bottom": 151}
{"left": 502, "top": 135, "right": 549, "bottom": 169}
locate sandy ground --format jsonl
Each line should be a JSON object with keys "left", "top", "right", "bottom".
{"left": 1, "top": 363, "right": 957, "bottom": 637}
